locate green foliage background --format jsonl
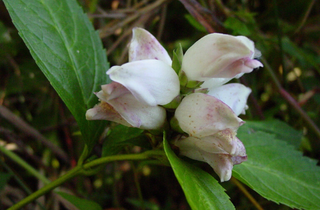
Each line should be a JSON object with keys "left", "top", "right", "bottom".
{"left": 0, "top": 0, "right": 319, "bottom": 209}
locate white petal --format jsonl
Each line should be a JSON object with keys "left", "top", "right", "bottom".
{"left": 182, "top": 33, "right": 263, "bottom": 81}
{"left": 89, "top": 82, "right": 167, "bottom": 130}
{"left": 174, "top": 136, "right": 245, "bottom": 182}
{"left": 203, "top": 153, "right": 233, "bottom": 182}
{"left": 175, "top": 93, "right": 243, "bottom": 138}
{"left": 106, "top": 93, "right": 166, "bottom": 130}
{"left": 201, "top": 78, "right": 232, "bottom": 89}
{"left": 207, "top": 83, "right": 252, "bottom": 116}
{"left": 129, "top": 28, "right": 172, "bottom": 65}
{"left": 86, "top": 101, "right": 131, "bottom": 127}
{"left": 107, "top": 60, "right": 180, "bottom": 106}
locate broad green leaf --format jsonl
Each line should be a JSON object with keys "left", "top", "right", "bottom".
{"left": 102, "top": 125, "right": 146, "bottom": 156}
{"left": 57, "top": 192, "right": 102, "bottom": 210}
{"left": 245, "top": 120, "right": 302, "bottom": 148}
{"left": 3, "top": 0, "right": 110, "bottom": 151}
{"left": 233, "top": 124, "right": 320, "bottom": 210}
{"left": 164, "top": 138, "right": 235, "bottom": 210}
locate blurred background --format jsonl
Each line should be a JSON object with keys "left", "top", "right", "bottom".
{"left": 0, "top": 0, "right": 319, "bottom": 209}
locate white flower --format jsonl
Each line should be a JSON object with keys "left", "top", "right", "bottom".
{"left": 86, "top": 82, "right": 166, "bottom": 130}
{"left": 86, "top": 28, "right": 180, "bottom": 130}
{"left": 173, "top": 93, "right": 247, "bottom": 182}
{"left": 181, "top": 33, "right": 263, "bottom": 82}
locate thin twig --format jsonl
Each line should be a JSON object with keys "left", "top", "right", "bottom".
{"left": 294, "top": 0, "right": 316, "bottom": 34}
{"left": 99, "top": 0, "right": 168, "bottom": 38}
{"left": 261, "top": 58, "right": 320, "bottom": 141}
{"left": 0, "top": 105, "right": 69, "bottom": 163}
{"left": 231, "top": 177, "right": 264, "bottom": 210}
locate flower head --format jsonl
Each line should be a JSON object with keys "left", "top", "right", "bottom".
{"left": 173, "top": 93, "right": 247, "bottom": 182}
{"left": 86, "top": 28, "right": 179, "bottom": 130}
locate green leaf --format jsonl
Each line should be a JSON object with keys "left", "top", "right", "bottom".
{"left": 234, "top": 124, "right": 320, "bottom": 210}
{"left": 102, "top": 125, "right": 146, "bottom": 156}
{"left": 224, "top": 17, "right": 251, "bottom": 36}
{"left": 163, "top": 137, "right": 235, "bottom": 210}
{"left": 245, "top": 120, "right": 302, "bottom": 148}
{"left": 3, "top": 0, "right": 110, "bottom": 151}
{"left": 57, "top": 192, "right": 102, "bottom": 210}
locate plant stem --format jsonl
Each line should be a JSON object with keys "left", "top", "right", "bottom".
{"left": 8, "top": 150, "right": 166, "bottom": 210}
{"left": 8, "top": 165, "right": 82, "bottom": 210}
{"left": 0, "top": 145, "right": 50, "bottom": 185}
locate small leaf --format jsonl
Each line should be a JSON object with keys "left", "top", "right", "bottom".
{"left": 164, "top": 137, "right": 235, "bottom": 210}
{"left": 102, "top": 125, "right": 146, "bottom": 156}
{"left": 57, "top": 192, "right": 102, "bottom": 210}
{"left": 3, "top": 0, "right": 110, "bottom": 151}
{"left": 172, "top": 43, "right": 184, "bottom": 75}
{"left": 234, "top": 124, "right": 320, "bottom": 210}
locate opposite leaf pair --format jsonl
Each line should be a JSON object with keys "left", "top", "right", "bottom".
{"left": 86, "top": 28, "right": 263, "bottom": 182}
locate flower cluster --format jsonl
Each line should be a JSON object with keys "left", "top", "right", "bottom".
{"left": 86, "top": 28, "right": 263, "bottom": 182}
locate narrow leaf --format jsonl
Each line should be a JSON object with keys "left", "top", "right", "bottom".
{"left": 57, "top": 192, "right": 102, "bottom": 210}
{"left": 164, "top": 137, "right": 235, "bottom": 210}
{"left": 234, "top": 123, "right": 320, "bottom": 210}
{"left": 3, "top": 0, "right": 110, "bottom": 151}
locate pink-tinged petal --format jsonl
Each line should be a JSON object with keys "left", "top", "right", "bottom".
{"left": 96, "top": 82, "right": 130, "bottom": 101}
{"left": 104, "top": 92, "right": 166, "bottom": 130}
{"left": 175, "top": 93, "right": 243, "bottom": 138}
{"left": 232, "top": 155, "right": 247, "bottom": 165}
{"left": 86, "top": 101, "right": 131, "bottom": 127}
{"left": 203, "top": 153, "right": 233, "bottom": 182}
{"left": 88, "top": 82, "right": 167, "bottom": 130}
{"left": 129, "top": 28, "right": 172, "bottom": 65}
{"left": 109, "top": 94, "right": 166, "bottom": 130}
{"left": 182, "top": 33, "right": 263, "bottom": 81}
{"left": 177, "top": 130, "right": 246, "bottom": 156}
{"left": 207, "top": 83, "right": 252, "bottom": 116}
{"left": 174, "top": 136, "right": 246, "bottom": 182}
{"left": 107, "top": 60, "right": 180, "bottom": 106}
{"left": 174, "top": 136, "right": 228, "bottom": 156}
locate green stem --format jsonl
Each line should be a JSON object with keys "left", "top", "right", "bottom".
{"left": 0, "top": 145, "right": 50, "bottom": 185}
{"left": 8, "top": 165, "right": 82, "bottom": 210}
{"left": 8, "top": 150, "right": 166, "bottom": 210}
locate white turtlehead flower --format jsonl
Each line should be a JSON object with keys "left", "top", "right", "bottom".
{"left": 86, "top": 28, "right": 179, "bottom": 130}
{"left": 173, "top": 93, "right": 247, "bottom": 182}
{"left": 181, "top": 33, "right": 263, "bottom": 82}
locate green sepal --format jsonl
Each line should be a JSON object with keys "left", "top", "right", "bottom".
{"left": 172, "top": 43, "right": 184, "bottom": 75}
